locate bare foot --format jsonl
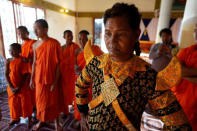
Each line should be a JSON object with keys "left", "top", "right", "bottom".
{"left": 55, "top": 124, "right": 62, "bottom": 131}
{"left": 73, "top": 121, "right": 80, "bottom": 129}
{"left": 32, "top": 121, "right": 44, "bottom": 131}
{"left": 55, "top": 119, "right": 62, "bottom": 131}
{"left": 9, "top": 119, "right": 20, "bottom": 126}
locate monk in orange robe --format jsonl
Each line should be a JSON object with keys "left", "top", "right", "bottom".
{"left": 17, "top": 26, "right": 36, "bottom": 108}
{"left": 172, "top": 25, "right": 197, "bottom": 130}
{"left": 31, "top": 19, "right": 61, "bottom": 131}
{"left": 60, "top": 30, "right": 80, "bottom": 115}
{"left": 5, "top": 43, "right": 33, "bottom": 127}
{"left": 74, "top": 30, "right": 103, "bottom": 121}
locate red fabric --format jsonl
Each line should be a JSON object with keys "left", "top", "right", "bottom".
{"left": 7, "top": 57, "right": 33, "bottom": 120}
{"left": 172, "top": 43, "right": 197, "bottom": 130}
{"left": 34, "top": 38, "right": 62, "bottom": 122}
{"left": 76, "top": 52, "right": 86, "bottom": 70}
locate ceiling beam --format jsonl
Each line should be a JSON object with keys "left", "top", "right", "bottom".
{"left": 11, "top": 0, "right": 183, "bottom": 18}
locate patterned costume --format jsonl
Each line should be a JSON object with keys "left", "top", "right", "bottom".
{"left": 75, "top": 42, "right": 191, "bottom": 131}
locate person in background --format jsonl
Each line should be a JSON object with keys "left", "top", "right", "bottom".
{"left": 0, "top": 55, "right": 7, "bottom": 92}
{"left": 134, "top": 41, "right": 141, "bottom": 56}
{"left": 0, "top": 54, "right": 6, "bottom": 122}
{"left": 60, "top": 30, "right": 80, "bottom": 116}
{"left": 5, "top": 43, "right": 33, "bottom": 127}
{"left": 0, "top": 54, "right": 7, "bottom": 122}
{"left": 74, "top": 30, "right": 103, "bottom": 122}
{"left": 17, "top": 26, "right": 37, "bottom": 120}
{"left": 30, "top": 19, "right": 61, "bottom": 131}
{"left": 149, "top": 28, "right": 176, "bottom": 72}
{"left": 171, "top": 23, "right": 197, "bottom": 130}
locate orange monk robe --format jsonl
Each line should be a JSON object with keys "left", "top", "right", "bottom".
{"left": 34, "top": 38, "right": 62, "bottom": 122}
{"left": 21, "top": 39, "right": 36, "bottom": 106}
{"left": 74, "top": 45, "right": 104, "bottom": 120}
{"left": 7, "top": 57, "right": 33, "bottom": 120}
{"left": 21, "top": 39, "right": 36, "bottom": 66}
{"left": 60, "top": 42, "right": 80, "bottom": 114}
{"left": 172, "top": 43, "right": 197, "bottom": 130}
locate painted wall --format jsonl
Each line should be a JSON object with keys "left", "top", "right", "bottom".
{"left": 46, "top": 10, "right": 76, "bottom": 45}
{"left": 75, "top": 0, "right": 156, "bottom": 45}
{"left": 45, "top": 0, "right": 158, "bottom": 46}
{"left": 76, "top": 0, "right": 156, "bottom": 12}
{"left": 45, "top": 0, "right": 76, "bottom": 10}
{"left": 76, "top": 17, "right": 93, "bottom": 42}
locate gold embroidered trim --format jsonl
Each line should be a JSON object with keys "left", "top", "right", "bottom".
{"left": 112, "top": 99, "right": 137, "bottom": 131}
{"left": 160, "top": 110, "right": 188, "bottom": 126}
{"left": 76, "top": 97, "right": 89, "bottom": 105}
{"left": 148, "top": 90, "right": 177, "bottom": 110}
{"left": 76, "top": 78, "right": 90, "bottom": 88}
{"left": 84, "top": 40, "right": 95, "bottom": 65}
{"left": 81, "top": 68, "right": 92, "bottom": 83}
{"left": 75, "top": 86, "right": 89, "bottom": 94}
{"left": 97, "top": 54, "right": 149, "bottom": 86}
{"left": 88, "top": 94, "right": 103, "bottom": 109}
{"left": 156, "top": 57, "right": 182, "bottom": 91}
{"left": 101, "top": 78, "right": 120, "bottom": 106}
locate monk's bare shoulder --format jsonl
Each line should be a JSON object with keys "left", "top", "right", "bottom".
{"left": 33, "top": 40, "right": 41, "bottom": 50}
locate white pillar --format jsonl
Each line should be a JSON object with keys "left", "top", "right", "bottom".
{"left": 155, "top": 0, "right": 174, "bottom": 43}
{"left": 178, "top": 0, "right": 197, "bottom": 48}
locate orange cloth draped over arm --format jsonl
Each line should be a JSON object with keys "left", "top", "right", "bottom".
{"left": 21, "top": 39, "right": 36, "bottom": 106}
{"left": 171, "top": 43, "right": 197, "bottom": 130}
{"left": 7, "top": 57, "right": 33, "bottom": 120}
{"left": 74, "top": 45, "right": 103, "bottom": 120}
{"left": 21, "top": 39, "right": 36, "bottom": 71}
{"left": 21, "top": 39, "right": 36, "bottom": 59}
{"left": 34, "top": 38, "right": 62, "bottom": 122}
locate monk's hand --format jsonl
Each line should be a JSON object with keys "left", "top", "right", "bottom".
{"left": 28, "top": 58, "right": 33, "bottom": 63}
{"left": 13, "top": 88, "right": 19, "bottom": 94}
{"left": 10, "top": 86, "right": 18, "bottom": 94}
{"left": 80, "top": 112, "right": 88, "bottom": 131}
{"left": 50, "top": 83, "right": 56, "bottom": 92}
{"left": 75, "top": 65, "right": 81, "bottom": 76}
{"left": 22, "top": 57, "right": 29, "bottom": 63}
{"left": 29, "top": 79, "right": 35, "bottom": 90}
{"left": 15, "top": 87, "right": 21, "bottom": 92}
{"left": 163, "top": 45, "right": 171, "bottom": 54}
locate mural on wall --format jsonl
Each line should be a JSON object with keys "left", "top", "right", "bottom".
{"left": 140, "top": 18, "right": 182, "bottom": 42}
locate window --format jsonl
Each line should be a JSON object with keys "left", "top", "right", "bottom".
{"left": 94, "top": 18, "right": 108, "bottom": 53}
{"left": 0, "top": 0, "right": 45, "bottom": 58}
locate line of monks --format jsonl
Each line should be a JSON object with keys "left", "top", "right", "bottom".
{"left": 4, "top": 19, "right": 103, "bottom": 131}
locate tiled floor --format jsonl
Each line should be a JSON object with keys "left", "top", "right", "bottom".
{"left": 0, "top": 92, "right": 80, "bottom": 131}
